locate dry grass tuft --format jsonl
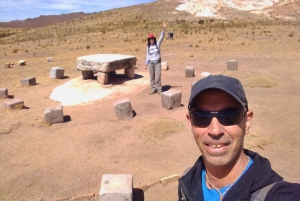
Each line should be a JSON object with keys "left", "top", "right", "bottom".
{"left": 139, "top": 117, "right": 184, "bottom": 140}
{"left": 0, "top": 127, "right": 12, "bottom": 134}
{"left": 245, "top": 76, "right": 277, "bottom": 88}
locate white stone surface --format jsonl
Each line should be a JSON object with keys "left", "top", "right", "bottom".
{"left": 99, "top": 174, "right": 132, "bottom": 201}
{"left": 50, "top": 76, "right": 148, "bottom": 106}
{"left": 76, "top": 54, "right": 137, "bottom": 72}
{"left": 201, "top": 72, "right": 212, "bottom": 78}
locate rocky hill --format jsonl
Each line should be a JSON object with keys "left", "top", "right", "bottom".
{"left": 0, "top": 12, "right": 90, "bottom": 28}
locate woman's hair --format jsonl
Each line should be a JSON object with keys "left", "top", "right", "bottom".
{"left": 147, "top": 38, "right": 157, "bottom": 48}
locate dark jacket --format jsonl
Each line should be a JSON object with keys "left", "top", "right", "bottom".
{"left": 178, "top": 149, "right": 300, "bottom": 201}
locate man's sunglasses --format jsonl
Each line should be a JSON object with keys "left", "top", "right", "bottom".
{"left": 190, "top": 108, "right": 245, "bottom": 127}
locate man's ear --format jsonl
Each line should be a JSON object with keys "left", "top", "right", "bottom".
{"left": 245, "top": 110, "right": 253, "bottom": 135}
{"left": 186, "top": 112, "right": 192, "bottom": 127}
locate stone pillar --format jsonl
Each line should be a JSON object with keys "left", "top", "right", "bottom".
{"left": 114, "top": 98, "right": 133, "bottom": 120}
{"left": 124, "top": 67, "right": 135, "bottom": 79}
{"left": 161, "top": 62, "right": 169, "bottom": 70}
{"left": 19, "top": 60, "right": 26, "bottom": 66}
{"left": 191, "top": 81, "right": 198, "bottom": 88}
{"left": 47, "top": 57, "right": 54, "bottom": 62}
{"left": 21, "top": 77, "right": 36, "bottom": 86}
{"left": 201, "top": 72, "right": 212, "bottom": 78}
{"left": 162, "top": 89, "right": 182, "bottom": 110}
{"left": 227, "top": 60, "right": 238, "bottom": 71}
{"left": 44, "top": 105, "right": 64, "bottom": 124}
{"left": 82, "top": 70, "right": 94, "bottom": 80}
{"left": 99, "top": 174, "right": 133, "bottom": 201}
{"left": 50, "top": 67, "right": 65, "bottom": 79}
{"left": 97, "top": 72, "right": 108, "bottom": 84}
{"left": 3, "top": 99, "right": 24, "bottom": 109}
{"left": 185, "top": 66, "right": 194, "bottom": 77}
{"left": 4, "top": 62, "right": 10, "bottom": 69}
{"left": 0, "top": 88, "right": 8, "bottom": 98}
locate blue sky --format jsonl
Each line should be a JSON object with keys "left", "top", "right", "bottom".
{"left": 0, "top": 0, "right": 156, "bottom": 22}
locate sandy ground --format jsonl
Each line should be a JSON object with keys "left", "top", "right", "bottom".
{"left": 1, "top": 13, "right": 300, "bottom": 201}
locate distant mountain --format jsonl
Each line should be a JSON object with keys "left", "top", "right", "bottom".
{"left": 0, "top": 12, "right": 91, "bottom": 29}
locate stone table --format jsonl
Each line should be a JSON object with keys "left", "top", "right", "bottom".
{"left": 76, "top": 54, "right": 137, "bottom": 84}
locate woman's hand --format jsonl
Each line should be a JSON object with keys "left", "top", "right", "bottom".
{"left": 145, "top": 65, "right": 148, "bottom": 70}
{"left": 163, "top": 21, "right": 166, "bottom": 29}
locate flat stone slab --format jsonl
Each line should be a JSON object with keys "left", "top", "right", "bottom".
{"left": 100, "top": 174, "right": 133, "bottom": 201}
{"left": 76, "top": 54, "right": 137, "bottom": 72}
{"left": 3, "top": 99, "right": 24, "bottom": 109}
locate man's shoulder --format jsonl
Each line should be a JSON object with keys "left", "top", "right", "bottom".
{"left": 267, "top": 181, "right": 300, "bottom": 201}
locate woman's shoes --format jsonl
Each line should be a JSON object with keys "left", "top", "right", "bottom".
{"left": 149, "top": 90, "right": 157, "bottom": 94}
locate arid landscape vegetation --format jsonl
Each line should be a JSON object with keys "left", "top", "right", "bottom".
{"left": 0, "top": 0, "right": 300, "bottom": 200}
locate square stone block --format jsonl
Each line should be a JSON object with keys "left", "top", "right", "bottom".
{"left": 191, "top": 80, "right": 198, "bottom": 89}
{"left": 21, "top": 77, "right": 36, "bottom": 86}
{"left": 44, "top": 105, "right": 64, "bottom": 124}
{"left": 4, "top": 62, "right": 10, "bottom": 69}
{"left": 99, "top": 174, "right": 133, "bottom": 201}
{"left": 82, "top": 70, "right": 94, "bottom": 80}
{"left": 47, "top": 57, "right": 54, "bottom": 62}
{"left": 162, "top": 89, "right": 182, "bottom": 110}
{"left": 227, "top": 60, "right": 238, "bottom": 71}
{"left": 3, "top": 99, "right": 24, "bottom": 109}
{"left": 124, "top": 67, "right": 135, "bottom": 79}
{"left": 185, "top": 66, "right": 194, "bottom": 78}
{"left": 161, "top": 62, "right": 169, "bottom": 70}
{"left": 0, "top": 88, "right": 8, "bottom": 98}
{"left": 50, "top": 67, "right": 65, "bottom": 79}
{"left": 97, "top": 72, "right": 108, "bottom": 84}
{"left": 114, "top": 98, "right": 133, "bottom": 121}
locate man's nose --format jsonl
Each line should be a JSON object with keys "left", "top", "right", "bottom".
{"left": 207, "top": 117, "right": 223, "bottom": 137}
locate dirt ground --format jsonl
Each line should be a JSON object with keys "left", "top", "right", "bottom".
{"left": 1, "top": 18, "right": 300, "bottom": 201}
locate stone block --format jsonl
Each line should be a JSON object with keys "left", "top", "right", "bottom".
{"left": 227, "top": 60, "right": 238, "bottom": 71}
{"left": 3, "top": 99, "right": 24, "bottom": 109}
{"left": 124, "top": 67, "right": 135, "bottom": 79}
{"left": 0, "top": 88, "right": 8, "bottom": 98}
{"left": 97, "top": 72, "right": 108, "bottom": 84}
{"left": 47, "top": 57, "right": 54, "bottom": 62}
{"left": 185, "top": 66, "right": 194, "bottom": 78}
{"left": 76, "top": 54, "right": 137, "bottom": 72}
{"left": 114, "top": 98, "right": 133, "bottom": 120}
{"left": 50, "top": 67, "right": 65, "bottom": 79}
{"left": 21, "top": 77, "right": 36, "bottom": 86}
{"left": 19, "top": 60, "right": 26, "bottom": 66}
{"left": 99, "top": 174, "right": 133, "bottom": 201}
{"left": 191, "top": 80, "right": 198, "bottom": 88}
{"left": 161, "top": 62, "right": 169, "bottom": 70}
{"left": 4, "top": 62, "right": 10, "bottom": 69}
{"left": 82, "top": 70, "right": 94, "bottom": 80}
{"left": 162, "top": 89, "right": 182, "bottom": 110}
{"left": 44, "top": 105, "right": 64, "bottom": 124}
{"left": 201, "top": 72, "right": 212, "bottom": 78}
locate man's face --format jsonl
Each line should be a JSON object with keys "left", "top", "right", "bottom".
{"left": 186, "top": 89, "right": 253, "bottom": 168}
